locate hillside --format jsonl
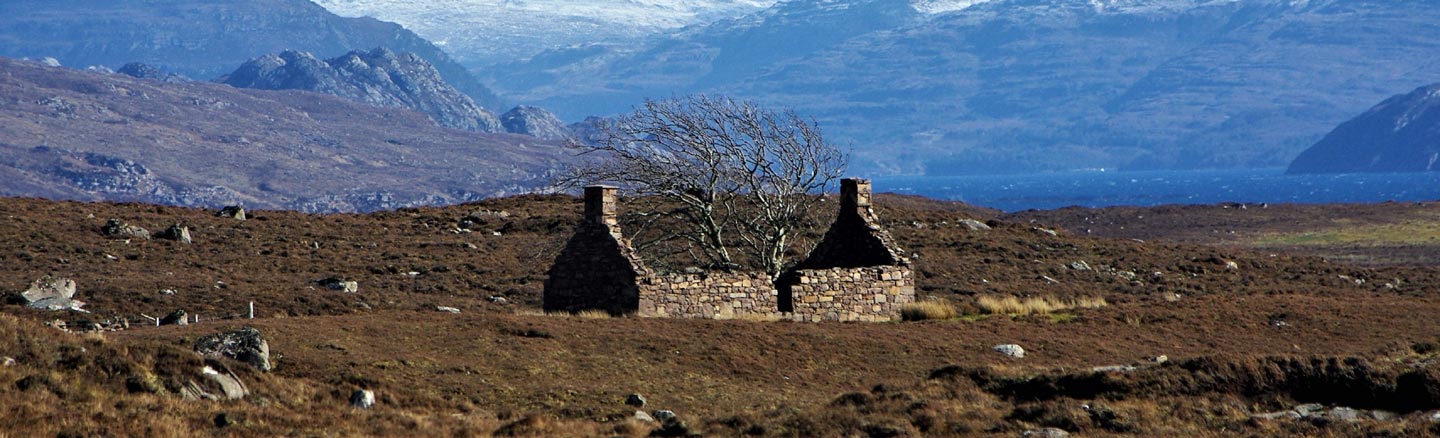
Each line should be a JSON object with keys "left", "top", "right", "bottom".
{"left": 1287, "top": 83, "right": 1440, "bottom": 174}
{"left": 0, "top": 57, "right": 569, "bottom": 212}
{"left": 221, "top": 48, "right": 504, "bottom": 133}
{"left": 488, "top": 0, "right": 1440, "bottom": 174}
{"left": 3, "top": 195, "right": 1440, "bottom": 436}
{"left": 0, "top": 0, "right": 504, "bottom": 110}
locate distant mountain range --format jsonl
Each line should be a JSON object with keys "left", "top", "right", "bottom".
{"left": 311, "top": 0, "right": 779, "bottom": 68}
{"left": 0, "top": 57, "right": 569, "bottom": 212}
{"left": 0, "top": 0, "right": 504, "bottom": 110}
{"left": 1288, "top": 83, "right": 1440, "bottom": 174}
{"left": 476, "top": 0, "right": 1440, "bottom": 174}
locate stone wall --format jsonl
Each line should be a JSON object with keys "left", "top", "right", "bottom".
{"left": 638, "top": 271, "right": 776, "bottom": 319}
{"left": 543, "top": 179, "right": 916, "bottom": 322}
{"left": 783, "top": 266, "right": 915, "bottom": 322}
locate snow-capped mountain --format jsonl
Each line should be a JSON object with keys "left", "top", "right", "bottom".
{"left": 484, "top": 0, "right": 1440, "bottom": 174}
{"left": 311, "top": 0, "right": 779, "bottom": 67}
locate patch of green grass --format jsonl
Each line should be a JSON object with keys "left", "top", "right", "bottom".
{"left": 1252, "top": 221, "right": 1440, "bottom": 246}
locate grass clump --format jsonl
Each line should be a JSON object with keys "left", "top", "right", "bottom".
{"left": 976, "top": 295, "right": 1108, "bottom": 316}
{"left": 899, "top": 300, "right": 958, "bottom": 321}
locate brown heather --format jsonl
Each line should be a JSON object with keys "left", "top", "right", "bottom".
{"left": 1, "top": 195, "right": 1440, "bottom": 436}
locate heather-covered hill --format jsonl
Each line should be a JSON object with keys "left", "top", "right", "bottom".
{"left": 0, "top": 57, "right": 569, "bottom": 212}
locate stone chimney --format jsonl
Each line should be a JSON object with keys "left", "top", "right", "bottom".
{"left": 584, "top": 185, "right": 620, "bottom": 236}
{"left": 840, "top": 178, "right": 880, "bottom": 230}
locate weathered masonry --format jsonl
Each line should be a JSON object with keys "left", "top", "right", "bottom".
{"left": 543, "top": 179, "right": 915, "bottom": 322}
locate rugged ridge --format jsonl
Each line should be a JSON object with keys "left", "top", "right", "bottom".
{"left": 1287, "top": 84, "right": 1440, "bottom": 174}
{"left": 0, "top": 0, "right": 504, "bottom": 110}
{"left": 0, "top": 56, "right": 569, "bottom": 212}
{"left": 221, "top": 48, "right": 503, "bottom": 133}
{"left": 500, "top": 106, "right": 574, "bottom": 141}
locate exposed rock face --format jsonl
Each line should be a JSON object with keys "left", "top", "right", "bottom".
{"left": 101, "top": 219, "right": 150, "bottom": 240}
{"left": 116, "top": 63, "right": 187, "bottom": 83}
{"left": 221, "top": 48, "right": 503, "bottom": 133}
{"left": 1287, "top": 83, "right": 1440, "bottom": 174}
{"left": 195, "top": 327, "right": 272, "bottom": 372}
{"left": 156, "top": 224, "right": 192, "bottom": 244}
{"left": 350, "top": 389, "right": 375, "bottom": 408}
{"left": 20, "top": 276, "right": 86, "bottom": 312}
{"left": 500, "top": 106, "right": 573, "bottom": 141}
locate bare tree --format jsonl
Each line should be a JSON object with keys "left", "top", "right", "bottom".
{"left": 560, "top": 95, "right": 847, "bottom": 278}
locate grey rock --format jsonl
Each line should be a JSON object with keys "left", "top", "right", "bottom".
{"left": 2, "top": 357, "right": 14, "bottom": 367}
{"left": 1032, "top": 227, "right": 1059, "bottom": 237}
{"left": 39, "top": 57, "right": 61, "bottom": 68}
{"left": 1022, "top": 427, "right": 1070, "bottom": 438}
{"left": 101, "top": 218, "right": 150, "bottom": 240}
{"left": 156, "top": 223, "right": 192, "bottom": 244}
{"left": 117, "top": 62, "right": 188, "bottom": 83}
{"left": 1252, "top": 411, "right": 1301, "bottom": 420}
{"left": 1149, "top": 355, "right": 1169, "bottom": 365}
{"left": 350, "top": 389, "right": 375, "bottom": 409}
{"left": 20, "top": 276, "right": 86, "bottom": 312}
{"left": 318, "top": 278, "right": 359, "bottom": 293}
{"left": 993, "top": 344, "right": 1025, "bottom": 358}
{"left": 501, "top": 105, "right": 573, "bottom": 141}
{"left": 160, "top": 309, "right": 189, "bottom": 326}
{"left": 653, "top": 410, "right": 677, "bottom": 423}
{"left": 487, "top": 296, "right": 509, "bottom": 304}
{"left": 634, "top": 410, "right": 655, "bottom": 422}
{"left": 625, "top": 393, "right": 646, "bottom": 407}
{"left": 1294, "top": 403, "right": 1325, "bottom": 416}
{"left": 1091, "top": 365, "right": 1137, "bottom": 373}
{"left": 958, "top": 219, "right": 991, "bottom": 231}
{"left": 1069, "top": 261, "right": 1092, "bottom": 271}
{"left": 1328, "top": 407, "right": 1362, "bottom": 422}
{"left": 194, "top": 327, "right": 271, "bottom": 372}
{"left": 436, "top": 306, "right": 461, "bottom": 314}
{"left": 203, "top": 365, "right": 248, "bottom": 400}
{"left": 217, "top": 206, "right": 247, "bottom": 220}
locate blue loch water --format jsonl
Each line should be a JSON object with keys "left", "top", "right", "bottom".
{"left": 872, "top": 169, "right": 1440, "bottom": 212}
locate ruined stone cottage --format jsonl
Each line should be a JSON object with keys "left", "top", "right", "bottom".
{"left": 543, "top": 178, "right": 915, "bottom": 322}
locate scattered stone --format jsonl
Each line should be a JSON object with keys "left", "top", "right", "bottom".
{"left": 1022, "top": 427, "right": 1070, "bottom": 438}
{"left": 194, "top": 327, "right": 272, "bottom": 372}
{"left": 958, "top": 219, "right": 991, "bottom": 231}
{"left": 1040, "top": 275, "right": 1059, "bottom": 284}
{"left": 160, "top": 289, "right": 177, "bottom": 295}
{"left": 39, "top": 57, "right": 61, "bottom": 68}
{"left": 160, "top": 309, "right": 189, "bottom": 326}
{"left": 1116, "top": 270, "right": 1138, "bottom": 281}
{"left": 1032, "top": 227, "right": 1059, "bottom": 237}
{"left": 436, "top": 306, "right": 461, "bottom": 314}
{"left": 318, "top": 277, "right": 359, "bottom": 293}
{"left": 1252, "top": 411, "right": 1300, "bottom": 420}
{"left": 625, "top": 393, "right": 647, "bottom": 408}
{"left": 1148, "top": 355, "right": 1169, "bottom": 365}
{"left": 19, "top": 276, "right": 87, "bottom": 312}
{"left": 1224, "top": 260, "right": 1240, "bottom": 270}
{"left": 1328, "top": 407, "right": 1362, "bottom": 422}
{"left": 156, "top": 223, "right": 192, "bottom": 243}
{"left": 488, "top": 296, "right": 509, "bottom": 304}
{"left": 1091, "top": 365, "right": 1137, "bottom": 373}
{"left": 217, "top": 206, "right": 246, "bottom": 220}
{"left": 634, "top": 410, "right": 655, "bottom": 422}
{"left": 101, "top": 218, "right": 150, "bottom": 240}
{"left": 350, "top": 389, "right": 376, "bottom": 409}
{"left": 1069, "top": 261, "right": 1092, "bottom": 271}
{"left": 653, "top": 410, "right": 677, "bottom": 423}
{"left": 993, "top": 344, "right": 1025, "bottom": 358}
{"left": 2, "top": 357, "right": 14, "bottom": 367}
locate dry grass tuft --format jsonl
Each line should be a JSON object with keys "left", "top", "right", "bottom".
{"left": 899, "top": 300, "right": 958, "bottom": 321}
{"left": 575, "top": 310, "right": 613, "bottom": 319}
{"left": 976, "top": 295, "right": 1108, "bottom": 316}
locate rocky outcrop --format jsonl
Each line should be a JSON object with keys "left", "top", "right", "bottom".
{"left": 221, "top": 48, "right": 503, "bottom": 133}
{"left": 116, "top": 63, "right": 188, "bottom": 83}
{"left": 1287, "top": 83, "right": 1440, "bottom": 174}
{"left": 500, "top": 106, "right": 573, "bottom": 141}
{"left": 19, "top": 276, "right": 86, "bottom": 312}
{"left": 194, "top": 327, "right": 272, "bottom": 372}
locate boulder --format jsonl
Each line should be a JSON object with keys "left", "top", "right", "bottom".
{"left": 653, "top": 410, "right": 677, "bottom": 423}
{"left": 20, "top": 276, "right": 86, "bottom": 312}
{"left": 2, "top": 357, "right": 14, "bottom": 367}
{"left": 195, "top": 327, "right": 272, "bottom": 372}
{"left": 1022, "top": 428, "right": 1070, "bottom": 438}
{"left": 436, "top": 306, "right": 461, "bottom": 314}
{"left": 350, "top": 389, "right": 376, "bottom": 409}
{"left": 101, "top": 218, "right": 150, "bottom": 240}
{"left": 318, "top": 278, "right": 359, "bottom": 293}
{"left": 181, "top": 365, "right": 248, "bottom": 401}
{"left": 958, "top": 219, "right": 991, "bottom": 231}
{"left": 160, "top": 309, "right": 189, "bottom": 326}
{"left": 994, "top": 344, "right": 1025, "bottom": 358}
{"left": 625, "top": 393, "right": 647, "bottom": 408}
{"left": 217, "top": 206, "right": 247, "bottom": 220}
{"left": 634, "top": 410, "right": 655, "bottom": 422}
{"left": 156, "top": 224, "right": 192, "bottom": 244}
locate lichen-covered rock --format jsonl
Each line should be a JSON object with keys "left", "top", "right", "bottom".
{"left": 217, "top": 205, "right": 247, "bottom": 220}
{"left": 160, "top": 309, "right": 189, "bottom": 326}
{"left": 994, "top": 344, "right": 1026, "bottom": 358}
{"left": 350, "top": 389, "right": 375, "bottom": 409}
{"left": 101, "top": 218, "right": 150, "bottom": 240}
{"left": 19, "top": 276, "right": 86, "bottom": 312}
{"left": 156, "top": 223, "right": 192, "bottom": 244}
{"left": 195, "top": 327, "right": 272, "bottom": 372}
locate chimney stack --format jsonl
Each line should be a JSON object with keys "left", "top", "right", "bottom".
{"left": 584, "top": 185, "right": 619, "bottom": 228}
{"left": 840, "top": 178, "right": 872, "bottom": 210}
